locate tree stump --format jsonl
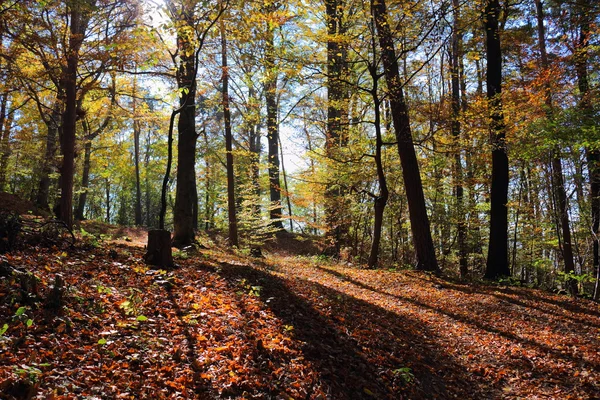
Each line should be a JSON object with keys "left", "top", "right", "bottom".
{"left": 144, "top": 229, "right": 173, "bottom": 269}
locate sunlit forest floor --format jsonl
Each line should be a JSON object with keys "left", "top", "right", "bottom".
{"left": 1, "top": 226, "right": 599, "bottom": 399}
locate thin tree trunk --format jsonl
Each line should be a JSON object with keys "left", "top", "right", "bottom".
{"left": 0, "top": 91, "right": 10, "bottom": 191}
{"left": 572, "top": 0, "right": 600, "bottom": 299}
{"left": 144, "top": 132, "right": 152, "bottom": 227}
{"left": 220, "top": 16, "right": 238, "bottom": 247}
{"left": 484, "top": 0, "right": 510, "bottom": 279}
{"left": 132, "top": 75, "right": 143, "bottom": 226}
{"left": 264, "top": 9, "right": 283, "bottom": 229}
{"left": 74, "top": 140, "right": 92, "bottom": 220}
{"left": 105, "top": 178, "right": 110, "bottom": 223}
{"left": 367, "top": 66, "right": 389, "bottom": 268}
{"left": 279, "top": 135, "right": 293, "bottom": 232}
{"left": 536, "top": 0, "right": 576, "bottom": 294}
{"left": 451, "top": 0, "right": 468, "bottom": 278}
{"left": 371, "top": 0, "right": 438, "bottom": 272}
{"left": 36, "top": 97, "right": 62, "bottom": 210}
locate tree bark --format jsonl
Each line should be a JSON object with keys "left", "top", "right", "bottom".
{"left": 220, "top": 16, "right": 238, "bottom": 247}
{"left": 451, "top": 0, "right": 468, "bottom": 278}
{"left": 59, "top": 5, "right": 85, "bottom": 228}
{"left": 367, "top": 64, "right": 388, "bottom": 268}
{"left": 535, "top": 0, "right": 576, "bottom": 294}
{"left": 74, "top": 139, "right": 92, "bottom": 221}
{"left": 264, "top": 8, "right": 283, "bottom": 229}
{"left": 484, "top": 0, "right": 510, "bottom": 279}
{"left": 36, "top": 96, "right": 62, "bottom": 210}
{"left": 0, "top": 90, "right": 10, "bottom": 191}
{"left": 132, "top": 75, "right": 143, "bottom": 226}
{"left": 324, "top": 0, "right": 349, "bottom": 255}
{"left": 371, "top": 0, "right": 438, "bottom": 272}
{"left": 144, "top": 229, "right": 174, "bottom": 268}
{"left": 172, "top": 11, "right": 198, "bottom": 247}
{"left": 573, "top": 0, "right": 600, "bottom": 298}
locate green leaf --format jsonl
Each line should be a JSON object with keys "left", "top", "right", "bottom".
{"left": 0, "top": 323, "right": 8, "bottom": 335}
{"left": 15, "top": 307, "right": 26, "bottom": 317}
{"left": 136, "top": 315, "right": 148, "bottom": 322}
{"left": 26, "top": 319, "right": 33, "bottom": 328}
{"left": 98, "top": 338, "right": 107, "bottom": 345}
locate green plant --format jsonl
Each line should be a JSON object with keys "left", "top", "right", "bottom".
{"left": 172, "top": 250, "right": 190, "bottom": 260}
{"left": 14, "top": 364, "right": 46, "bottom": 383}
{"left": 119, "top": 288, "right": 143, "bottom": 316}
{"left": 13, "top": 306, "right": 33, "bottom": 332}
{"left": 392, "top": 367, "right": 414, "bottom": 384}
{"left": 557, "top": 271, "right": 595, "bottom": 295}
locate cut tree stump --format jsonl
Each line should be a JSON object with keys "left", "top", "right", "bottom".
{"left": 144, "top": 229, "right": 174, "bottom": 268}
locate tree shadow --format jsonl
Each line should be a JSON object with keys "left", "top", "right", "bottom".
{"left": 442, "top": 279, "right": 600, "bottom": 320}
{"left": 309, "top": 265, "right": 600, "bottom": 395}
{"left": 215, "top": 261, "right": 497, "bottom": 399}
{"left": 438, "top": 280, "right": 600, "bottom": 329}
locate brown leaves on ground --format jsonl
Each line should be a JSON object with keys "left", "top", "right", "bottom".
{"left": 1, "top": 245, "right": 599, "bottom": 399}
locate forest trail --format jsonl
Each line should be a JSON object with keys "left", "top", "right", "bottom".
{"left": 1, "top": 242, "right": 599, "bottom": 399}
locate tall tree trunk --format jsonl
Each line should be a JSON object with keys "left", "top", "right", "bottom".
{"left": 264, "top": 10, "right": 283, "bottom": 229}
{"left": 105, "top": 178, "right": 110, "bottom": 223}
{"left": 74, "top": 139, "right": 92, "bottom": 221}
{"left": 367, "top": 66, "right": 389, "bottom": 268}
{"left": 279, "top": 135, "right": 293, "bottom": 232}
{"left": 324, "top": 0, "right": 349, "bottom": 255}
{"left": 220, "top": 16, "right": 238, "bottom": 247}
{"left": 535, "top": 0, "right": 576, "bottom": 294}
{"left": 59, "top": 4, "right": 87, "bottom": 228}
{"left": 371, "top": 0, "right": 438, "bottom": 272}
{"left": 172, "top": 12, "right": 198, "bottom": 247}
{"left": 574, "top": 0, "right": 600, "bottom": 298}
{"left": 451, "top": 0, "right": 468, "bottom": 278}
{"left": 144, "top": 132, "right": 152, "bottom": 227}
{"left": 484, "top": 0, "right": 510, "bottom": 279}
{"left": 247, "top": 87, "right": 261, "bottom": 220}
{"left": 0, "top": 91, "right": 10, "bottom": 191}
{"left": 132, "top": 75, "right": 143, "bottom": 226}
{"left": 36, "top": 96, "right": 62, "bottom": 210}
{"left": 201, "top": 127, "right": 213, "bottom": 231}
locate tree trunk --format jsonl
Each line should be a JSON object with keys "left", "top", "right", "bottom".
{"left": 75, "top": 139, "right": 92, "bottom": 221}
{"left": 371, "top": 0, "right": 438, "bottom": 272}
{"left": 220, "top": 16, "right": 238, "bottom": 247}
{"left": 0, "top": 90, "right": 10, "bottom": 191}
{"left": 535, "top": 0, "right": 577, "bottom": 294}
{"left": 574, "top": 0, "right": 600, "bottom": 298}
{"left": 324, "top": 0, "right": 349, "bottom": 255}
{"left": 451, "top": 0, "right": 468, "bottom": 278}
{"left": 247, "top": 87, "right": 262, "bottom": 220}
{"left": 132, "top": 76, "right": 143, "bottom": 226}
{"left": 367, "top": 66, "right": 388, "bottom": 268}
{"left": 172, "top": 13, "right": 198, "bottom": 247}
{"left": 59, "top": 6, "right": 84, "bottom": 229}
{"left": 264, "top": 12, "right": 283, "bottom": 229}
{"left": 36, "top": 97, "right": 62, "bottom": 211}
{"left": 144, "top": 229, "right": 173, "bottom": 268}
{"left": 484, "top": 0, "right": 510, "bottom": 279}
{"left": 144, "top": 131, "right": 152, "bottom": 227}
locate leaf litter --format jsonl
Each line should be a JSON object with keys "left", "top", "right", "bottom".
{"left": 0, "top": 245, "right": 599, "bottom": 399}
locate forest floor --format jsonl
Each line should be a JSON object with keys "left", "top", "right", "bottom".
{"left": 1, "top": 226, "right": 600, "bottom": 399}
